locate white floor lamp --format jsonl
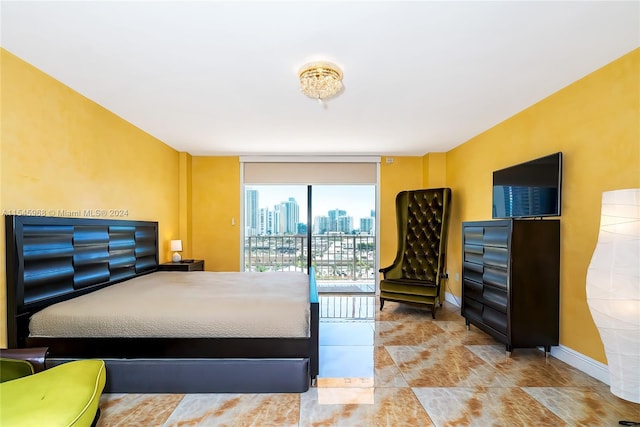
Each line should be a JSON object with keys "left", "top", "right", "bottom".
{"left": 586, "top": 188, "right": 640, "bottom": 405}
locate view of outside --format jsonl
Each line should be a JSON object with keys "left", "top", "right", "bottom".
{"left": 243, "top": 185, "right": 376, "bottom": 292}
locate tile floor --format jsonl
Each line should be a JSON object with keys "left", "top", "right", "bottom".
{"left": 97, "top": 297, "right": 640, "bottom": 426}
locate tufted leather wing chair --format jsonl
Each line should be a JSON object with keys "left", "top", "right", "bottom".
{"left": 379, "top": 188, "right": 452, "bottom": 318}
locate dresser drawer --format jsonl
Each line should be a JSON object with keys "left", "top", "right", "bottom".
{"left": 483, "top": 265, "right": 508, "bottom": 290}
{"left": 463, "top": 226, "right": 484, "bottom": 246}
{"left": 464, "top": 244, "right": 483, "bottom": 264}
{"left": 483, "top": 285, "right": 508, "bottom": 313}
{"left": 482, "top": 306, "right": 507, "bottom": 335}
{"left": 462, "top": 297, "right": 483, "bottom": 324}
{"left": 483, "top": 246, "right": 508, "bottom": 268}
{"left": 463, "top": 278, "right": 483, "bottom": 301}
{"left": 483, "top": 226, "right": 509, "bottom": 247}
{"left": 463, "top": 261, "right": 483, "bottom": 283}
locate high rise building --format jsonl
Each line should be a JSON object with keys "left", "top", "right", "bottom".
{"left": 280, "top": 197, "right": 299, "bottom": 234}
{"left": 245, "top": 189, "right": 259, "bottom": 236}
{"left": 360, "top": 217, "right": 374, "bottom": 234}
{"left": 272, "top": 205, "right": 281, "bottom": 235}
{"left": 337, "top": 215, "right": 353, "bottom": 233}
{"left": 267, "top": 210, "right": 275, "bottom": 235}
{"left": 313, "top": 216, "right": 330, "bottom": 234}
{"left": 259, "top": 208, "right": 269, "bottom": 235}
{"left": 327, "top": 209, "right": 346, "bottom": 232}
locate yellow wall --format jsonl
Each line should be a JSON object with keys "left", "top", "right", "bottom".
{"left": 0, "top": 49, "right": 180, "bottom": 346}
{"left": 178, "top": 152, "right": 193, "bottom": 258}
{"left": 445, "top": 48, "right": 640, "bottom": 363}
{"left": 379, "top": 156, "right": 424, "bottom": 269}
{"left": 191, "top": 156, "right": 241, "bottom": 271}
{"left": 422, "top": 152, "right": 447, "bottom": 188}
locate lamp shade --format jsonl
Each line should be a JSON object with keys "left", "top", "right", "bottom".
{"left": 170, "top": 240, "right": 183, "bottom": 252}
{"left": 586, "top": 188, "right": 640, "bottom": 403}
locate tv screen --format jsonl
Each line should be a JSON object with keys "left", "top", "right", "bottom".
{"left": 492, "top": 152, "right": 562, "bottom": 219}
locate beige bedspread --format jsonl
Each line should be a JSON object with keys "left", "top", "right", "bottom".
{"left": 29, "top": 271, "right": 310, "bottom": 338}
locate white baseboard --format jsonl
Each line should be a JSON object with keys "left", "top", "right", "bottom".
{"left": 549, "top": 344, "right": 610, "bottom": 385}
{"left": 444, "top": 291, "right": 461, "bottom": 307}
{"left": 444, "top": 291, "right": 610, "bottom": 385}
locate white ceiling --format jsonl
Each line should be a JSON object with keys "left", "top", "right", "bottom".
{"left": 1, "top": 1, "right": 638, "bottom": 156}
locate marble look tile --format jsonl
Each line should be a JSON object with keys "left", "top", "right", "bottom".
{"left": 437, "top": 321, "right": 503, "bottom": 346}
{"left": 592, "top": 385, "right": 640, "bottom": 421}
{"left": 374, "top": 346, "right": 408, "bottom": 388}
{"left": 300, "top": 387, "right": 433, "bottom": 427}
{"left": 376, "top": 301, "right": 435, "bottom": 322}
{"left": 413, "top": 386, "right": 566, "bottom": 426}
{"left": 385, "top": 345, "right": 513, "bottom": 387}
{"left": 317, "top": 387, "right": 375, "bottom": 404}
{"left": 162, "top": 393, "right": 299, "bottom": 427}
{"left": 375, "top": 320, "right": 446, "bottom": 346}
{"left": 432, "top": 303, "right": 465, "bottom": 322}
{"left": 524, "top": 386, "right": 640, "bottom": 426}
{"left": 97, "top": 393, "right": 184, "bottom": 427}
{"left": 466, "top": 345, "right": 604, "bottom": 387}
{"left": 376, "top": 301, "right": 460, "bottom": 322}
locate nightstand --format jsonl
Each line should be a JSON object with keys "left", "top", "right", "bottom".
{"left": 158, "top": 260, "right": 205, "bottom": 272}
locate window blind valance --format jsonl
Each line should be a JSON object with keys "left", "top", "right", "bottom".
{"left": 241, "top": 157, "right": 379, "bottom": 185}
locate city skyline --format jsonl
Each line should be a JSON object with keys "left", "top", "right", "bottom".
{"left": 245, "top": 185, "right": 375, "bottom": 225}
{"left": 245, "top": 185, "right": 376, "bottom": 235}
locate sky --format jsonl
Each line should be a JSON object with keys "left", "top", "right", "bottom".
{"left": 246, "top": 185, "right": 376, "bottom": 224}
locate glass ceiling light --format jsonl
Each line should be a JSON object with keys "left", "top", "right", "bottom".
{"left": 298, "top": 62, "right": 343, "bottom": 101}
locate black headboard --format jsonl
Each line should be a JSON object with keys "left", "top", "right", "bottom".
{"left": 5, "top": 215, "right": 158, "bottom": 347}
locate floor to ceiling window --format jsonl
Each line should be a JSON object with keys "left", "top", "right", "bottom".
{"left": 241, "top": 158, "right": 380, "bottom": 295}
{"left": 311, "top": 185, "right": 375, "bottom": 293}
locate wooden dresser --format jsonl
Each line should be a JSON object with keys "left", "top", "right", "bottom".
{"left": 461, "top": 219, "right": 560, "bottom": 354}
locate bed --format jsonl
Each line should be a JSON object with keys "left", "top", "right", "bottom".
{"left": 5, "top": 215, "right": 319, "bottom": 393}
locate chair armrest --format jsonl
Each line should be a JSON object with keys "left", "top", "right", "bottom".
{"left": 379, "top": 265, "right": 393, "bottom": 279}
{"left": 0, "top": 347, "right": 48, "bottom": 373}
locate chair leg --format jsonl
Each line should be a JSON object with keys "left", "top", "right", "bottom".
{"left": 380, "top": 297, "right": 385, "bottom": 310}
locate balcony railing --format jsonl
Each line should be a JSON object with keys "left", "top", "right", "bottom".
{"left": 244, "top": 234, "right": 376, "bottom": 282}
{"left": 319, "top": 295, "right": 376, "bottom": 320}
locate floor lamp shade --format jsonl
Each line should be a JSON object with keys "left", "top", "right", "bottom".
{"left": 586, "top": 188, "right": 640, "bottom": 403}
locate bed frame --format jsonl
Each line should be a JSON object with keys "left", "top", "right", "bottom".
{"left": 5, "top": 215, "right": 319, "bottom": 393}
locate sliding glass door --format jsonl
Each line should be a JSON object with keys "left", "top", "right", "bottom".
{"left": 243, "top": 184, "right": 376, "bottom": 294}
{"left": 311, "top": 185, "right": 376, "bottom": 293}
{"left": 241, "top": 158, "right": 380, "bottom": 293}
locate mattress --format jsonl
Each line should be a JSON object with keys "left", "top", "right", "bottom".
{"left": 29, "top": 271, "right": 310, "bottom": 338}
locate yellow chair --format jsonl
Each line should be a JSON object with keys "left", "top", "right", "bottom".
{"left": 0, "top": 348, "right": 106, "bottom": 427}
{"left": 379, "top": 188, "right": 452, "bottom": 318}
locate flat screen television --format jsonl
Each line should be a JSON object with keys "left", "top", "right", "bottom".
{"left": 492, "top": 152, "right": 562, "bottom": 219}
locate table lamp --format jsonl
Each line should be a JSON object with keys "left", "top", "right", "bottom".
{"left": 170, "top": 240, "right": 183, "bottom": 263}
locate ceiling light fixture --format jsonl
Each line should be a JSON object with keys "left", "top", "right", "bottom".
{"left": 298, "top": 62, "right": 343, "bottom": 101}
